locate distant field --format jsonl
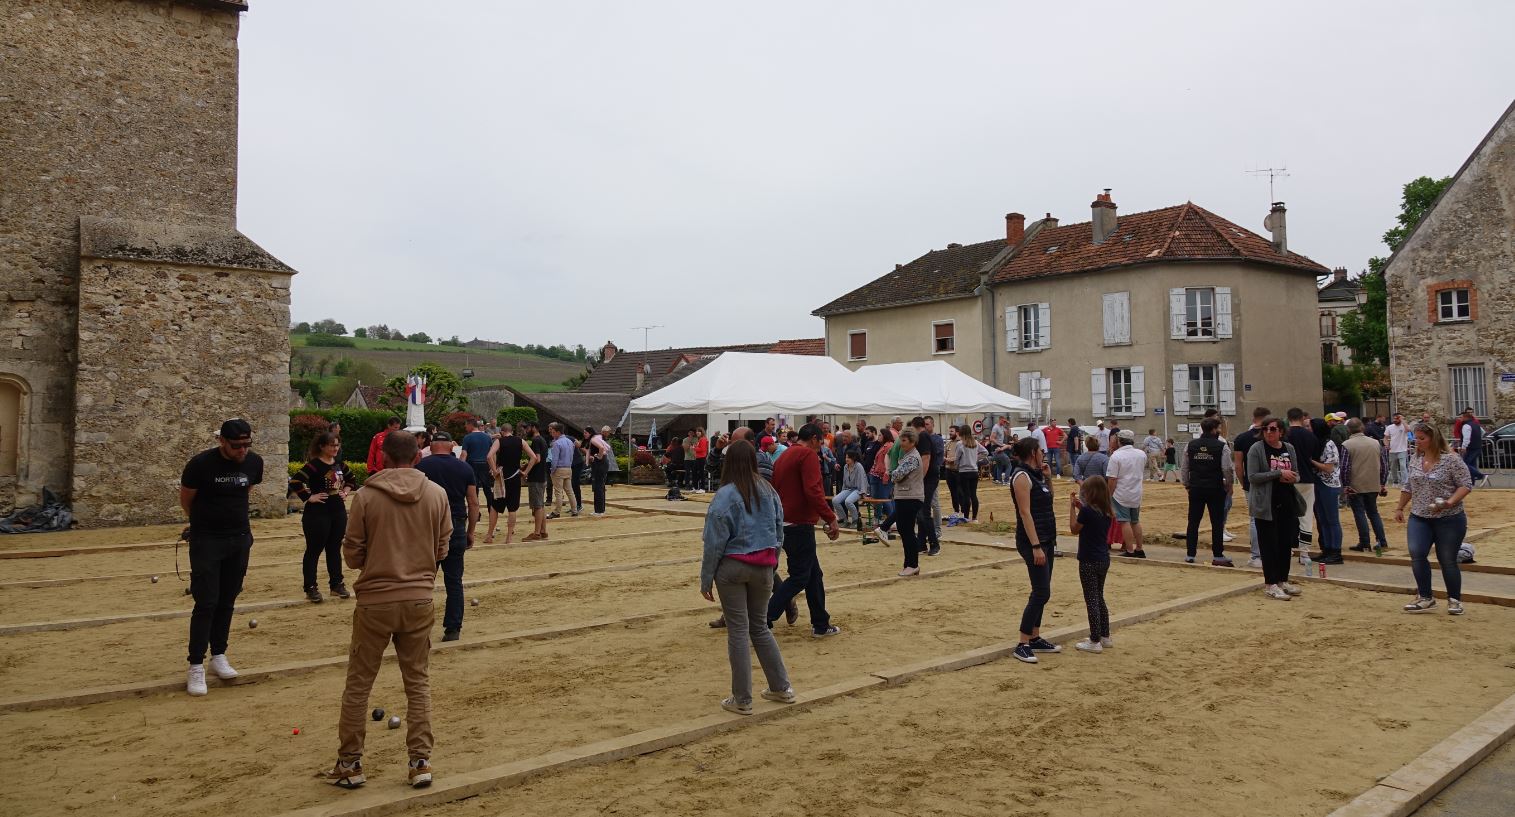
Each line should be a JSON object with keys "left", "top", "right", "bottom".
{"left": 290, "top": 334, "right": 585, "bottom": 392}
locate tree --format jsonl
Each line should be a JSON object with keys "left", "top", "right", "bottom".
{"left": 311, "top": 318, "right": 348, "bottom": 336}
{"left": 366, "top": 324, "right": 392, "bottom": 341}
{"left": 381, "top": 362, "right": 467, "bottom": 426}
{"left": 292, "top": 321, "right": 312, "bottom": 334}
{"left": 389, "top": 329, "right": 406, "bottom": 341}
{"left": 406, "top": 332, "right": 432, "bottom": 344}
{"left": 322, "top": 360, "right": 385, "bottom": 406}
{"left": 353, "top": 327, "right": 368, "bottom": 338}
{"left": 332, "top": 357, "right": 353, "bottom": 377}
{"left": 314, "top": 355, "right": 332, "bottom": 378}
{"left": 1339, "top": 175, "right": 1452, "bottom": 367}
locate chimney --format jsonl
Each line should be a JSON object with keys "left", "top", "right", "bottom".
{"left": 1091, "top": 189, "right": 1118, "bottom": 244}
{"left": 1042, "top": 212, "right": 1059, "bottom": 228}
{"left": 947, "top": 242, "right": 963, "bottom": 249}
{"left": 1263, "top": 202, "right": 1288, "bottom": 254}
{"left": 1005, "top": 212, "right": 1025, "bottom": 246}
{"left": 1332, "top": 267, "right": 1347, "bottom": 283}
{"left": 600, "top": 340, "right": 618, "bottom": 363}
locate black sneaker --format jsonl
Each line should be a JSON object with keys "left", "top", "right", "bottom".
{"left": 1132, "top": 549, "right": 1147, "bottom": 559}
{"left": 1012, "top": 643, "right": 1038, "bottom": 664}
{"left": 305, "top": 587, "right": 324, "bottom": 604}
{"left": 1184, "top": 556, "right": 1196, "bottom": 563}
{"left": 441, "top": 629, "right": 460, "bottom": 642}
{"left": 1318, "top": 554, "right": 1345, "bottom": 565}
{"left": 331, "top": 584, "right": 351, "bottom": 599}
{"left": 1028, "top": 637, "right": 1062, "bottom": 654}
{"left": 1349, "top": 544, "right": 1372, "bottom": 552}
{"left": 927, "top": 546, "right": 941, "bottom": 557}
{"left": 1212, "top": 556, "right": 1234, "bottom": 567}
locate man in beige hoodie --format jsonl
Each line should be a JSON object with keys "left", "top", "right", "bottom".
{"left": 319, "top": 431, "right": 451, "bottom": 790}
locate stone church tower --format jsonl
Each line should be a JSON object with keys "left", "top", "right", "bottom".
{"left": 0, "top": 0, "right": 294, "bottom": 525}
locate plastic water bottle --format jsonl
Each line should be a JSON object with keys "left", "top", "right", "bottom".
{"left": 1299, "top": 547, "right": 1313, "bottom": 577}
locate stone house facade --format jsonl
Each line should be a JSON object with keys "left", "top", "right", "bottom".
{"left": 1386, "top": 100, "right": 1515, "bottom": 425}
{"left": 815, "top": 193, "right": 1331, "bottom": 433}
{"left": 0, "top": 0, "right": 294, "bottom": 524}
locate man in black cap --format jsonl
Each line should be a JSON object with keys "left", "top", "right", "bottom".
{"left": 415, "top": 432, "right": 478, "bottom": 642}
{"left": 179, "top": 418, "right": 264, "bottom": 696}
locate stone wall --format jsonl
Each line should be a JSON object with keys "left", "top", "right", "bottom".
{"left": 73, "top": 218, "right": 293, "bottom": 525}
{"left": 1387, "top": 103, "right": 1515, "bottom": 423}
{"left": 0, "top": 0, "right": 243, "bottom": 511}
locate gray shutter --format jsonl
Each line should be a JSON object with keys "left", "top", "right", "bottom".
{"left": 1170, "top": 288, "right": 1187, "bottom": 339}
{"left": 1037, "top": 302, "right": 1051, "bottom": 350}
{"left": 1130, "top": 365, "right": 1146, "bottom": 415}
{"left": 1219, "top": 363, "right": 1237, "bottom": 414}
{"left": 1215, "top": 287, "right": 1233, "bottom": 338}
{"left": 1102, "top": 291, "right": 1130, "bottom": 345}
{"left": 1091, "top": 368, "right": 1107, "bottom": 417}
{"left": 1172, "top": 364, "right": 1190, "bottom": 414}
{"left": 1005, "top": 306, "right": 1019, "bottom": 352}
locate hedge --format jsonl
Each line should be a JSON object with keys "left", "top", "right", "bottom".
{"left": 289, "top": 407, "right": 400, "bottom": 465}
{"left": 496, "top": 406, "right": 538, "bottom": 428}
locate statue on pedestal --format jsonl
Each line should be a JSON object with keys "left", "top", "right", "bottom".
{"left": 404, "top": 373, "right": 427, "bottom": 433}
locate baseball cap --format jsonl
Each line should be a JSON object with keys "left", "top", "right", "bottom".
{"left": 1117, "top": 429, "right": 1135, "bottom": 441}
{"left": 431, "top": 431, "right": 453, "bottom": 442}
{"left": 1327, "top": 412, "right": 1347, "bottom": 423}
{"left": 218, "top": 418, "right": 252, "bottom": 439}
{"left": 760, "top": 435, "right": 775, "bottom": 446}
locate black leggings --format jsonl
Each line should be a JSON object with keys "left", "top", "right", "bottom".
{"left": 1016, "top": 541, "right": 1054, "bottom": 636}
{"left": 945, "top": 471, "right": 962, "bottom": 515}
{"left": 957, "top": 471, "right": 980, "bottom": 519}
{"left": 895, "top": 498, "right": 923, "bottom": 569}
{"left": 1078, "top": 560, "right": 1110, "bottom": 640}
{"left": 1256, "top": 512, "right": 1300, "bottom": 585}
{"left": 301, "top": 505, "right": 346, "bottom": 590}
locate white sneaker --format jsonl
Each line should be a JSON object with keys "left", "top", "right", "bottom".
{"left": 873, "top": 527, "right": 891, "bottom": 542}
{"left": 1448, "top": 599, "right": 1465, "bottom": 616}
{"left": 1265, "top": 584, "right": 1292, "bottom": 601}
{"left": 897, "top": 567, "right": 920, "bottom": 577}
{"left": 1223, "top": 531, "right": 1235, "bottom": 542}
{"left": 1075, "top": 640, "right": 1103, "bottom": 653}
{"left": 1281, "top": 582, "right": 1303, "bottom": 596}
{"left": 761, "top": 687, "right": 797, "bottom": 704}
{"left": 1403, "top": 597, "right": 1436, "bottom": 613}
{"left": 187, "top": 664, "right": 208, "bottom": 696}
{"left": 208, "top": 654, "right": 238, "bottom": 680}
{"left": 1099, "top": 637, "right": 1114, "bottom": 649}
{"left": 1246, "top": 558, "right": 1263, "bottom": 568}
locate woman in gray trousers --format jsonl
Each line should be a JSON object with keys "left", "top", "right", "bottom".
{"left": 699, "top": 440, "right": 798, "bottom": 715}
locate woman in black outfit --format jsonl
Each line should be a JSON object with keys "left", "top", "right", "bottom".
{"left": 1247, "top": 417, "right": 1305, "bottom": 601}
{"left": 1009, "top": 437, "right": 1061, "bottom": 664}
{"left": 289, "top": 431, "right": 352, "bottom": 603}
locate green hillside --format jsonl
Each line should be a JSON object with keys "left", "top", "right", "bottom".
{"left": 290, "top": 333, "right": 585, "bottom": 395}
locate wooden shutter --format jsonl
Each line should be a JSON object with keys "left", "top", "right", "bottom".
{"left": 1091, "top": 368, "right": 1107, "bottom": 417}
{"left": 1170, "top": 288, "right": 1187, "bottom": 339}
{"left": 1172, "top": 364, "right": 1190, "bottom": 414}
{"left": 1005, "top": 306, "right": 1019, "bottom": 352}
{"left": 848, "top": 331, "right": 866, "bottom": 360}
{"left": 1102, "top": 291, "right": 1130, "bottom": 345}
{"left": 1130, "top": 365, "right": 1146, "bottom": 415}
{"left": 1215, "top": 287, "right": 1233, "bottom": 338}
{"left": 1037, "top": 303, "right": 1051, "bottom": 350}
{"left": 1218, "top": 363, "right": 1237, "bottom": 414}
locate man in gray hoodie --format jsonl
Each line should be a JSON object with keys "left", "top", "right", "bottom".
{"left": 319, "top": 431, "right": 451, "bottom": 791}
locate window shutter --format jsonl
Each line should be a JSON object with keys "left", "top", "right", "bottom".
{"left": 1172, "top": 364, "right": 1190, "bottom": 414}
{"left": 1130, "top": 365, "right": 1146, "bottom": 415}
{"left": 1218, "top": 363, "right": 1237, "bottom": 414}
{"left": 1170, "top": 288, "right": 1186, "bottom": 339}
{"left": 1101, "top": 291, "right": 1130, "bottom": 345}
{"left": 1215, "top": 287, "right": 1233, "bottom": 338}
{"left": 1037, "top": 302, "right": 1051, "bottom": 350}
{"left": 1091, "top": 368, "right": 1107, "bottom": 417}
{"left": 1039, "top": 377, "right": 1052, "bottom": 403}
{"left": 1019, "top": 372, "right": 1035, "bottom": 404}
{"left": 1005, "top": 306, "right": 1019, "bottom": 352}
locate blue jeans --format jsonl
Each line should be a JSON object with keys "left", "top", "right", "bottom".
{"left": 1407, "top": 513, "right": 1465, "bottom": 599}
{"left": 1461, "top": 449, "right": 1485, "bottom": 482}
{"left": 1314, "top": 483, "right": 1343, "bottom": 555}
{"left": 1389, "top": 452, "right": 1408, "bottom": 485}
{"left": 440, "top": 514, "right": 467, "bottom": 632}
{"left": 1047, "top": 449, "right": 1063, "bottom": 477}
{"left": 1348, "top": 492, "right": 1388, "bottom": 549}
{"left": 832, "top": 489, "right": 862, "bottom": 525}
{"left": 868, "top": 476, "right": 894, "bottom": 519}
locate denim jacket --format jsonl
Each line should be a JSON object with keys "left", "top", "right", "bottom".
{"left": 700, "top": 482, "right": 785, "bottom": 592}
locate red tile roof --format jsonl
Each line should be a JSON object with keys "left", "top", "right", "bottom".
{"left": 576, "top": 339, "right": 821, "bottom": 394}
{"left": 812, "top": 201, "right": 1330, "bottom": 317}
{"left": 991, "top": 202, "right": 1329, "bottom": 283}
{"left": 769, "top": 338, "right": 826, "bottom": 355}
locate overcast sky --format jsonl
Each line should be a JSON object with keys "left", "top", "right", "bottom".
{"left": 238, "top": 1, "right": 1515, "bottom": 352}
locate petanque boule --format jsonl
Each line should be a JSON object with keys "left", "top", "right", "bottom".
{"left": 151, "top": 575, "right": 159, "bottom": 583}
{"left": 249, "top": 619, "right": 258, "bottom": 629}
{"left": 471, "top": 598, "right": 479, "bottom": 607}
{"left": 387, "top": 715, "right": 401, "bottom": 729}
{"left": 371, "top": 708, "right": 385, "bottom": 722}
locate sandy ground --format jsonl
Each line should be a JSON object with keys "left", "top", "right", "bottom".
{"left": 0, "top": 539, "right": 1242, "bottom": 817}
{"left": 418, "top": 583, "right": 1515, "bottom": 817}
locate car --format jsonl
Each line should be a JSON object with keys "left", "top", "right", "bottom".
{"left": 1482, "top": 422, "right": 1515, "bottom": 470}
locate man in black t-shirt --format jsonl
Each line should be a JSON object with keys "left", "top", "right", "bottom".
{"left": 416, "top": 433, "right": 478, "bottom": 641}
{"left": 486, "top": 423, "right": 532, "bottom": 543}
{"left": 522, "top": 422, "right": 551, "bottom": 541}
{"left": 1285, "top": 408, "right": 1321, "bottom": 554}
{"left": 179, "top": 418, "right": 264, "bottom": 697}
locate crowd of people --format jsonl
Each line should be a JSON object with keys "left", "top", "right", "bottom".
{"left": 170, "top": 401, "right": 1490, "bottom": 787}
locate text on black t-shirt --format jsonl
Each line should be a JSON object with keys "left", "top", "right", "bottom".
{"left": 182, "top": 448, "right": 264, "bottom": 535}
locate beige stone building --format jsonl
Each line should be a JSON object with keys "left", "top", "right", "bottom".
{"left": 1386, "top": 100, "right": 1515, "bottom": 424}
{"left": 1317, "top": 267, "right": 1363, "bottom": 365}
{"left": 0, "top": 0, "right": 294, "bottom": 524}
{"left": 815, "top": 193, "right": 1331, "bottom": 431}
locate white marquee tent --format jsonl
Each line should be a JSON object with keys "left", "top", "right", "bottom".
{"left": 852, "top": 360, "right": 1032, "bottom": 414}
{"left": 627, "top": 352, "right": 919, "bottom": 416}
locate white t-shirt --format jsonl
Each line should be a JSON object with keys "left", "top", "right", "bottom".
{"left": 1096, "top": 428, "right": 1111, "bottom": 453}
{"left": 1106, "top": 446, "right": 1147, "bottom": 508}
{"left": 1385, "top": 422, "right": 1408, "bottom": 454}
{"left": 1030, "top": 427, "right": 1048, "bottom": 451}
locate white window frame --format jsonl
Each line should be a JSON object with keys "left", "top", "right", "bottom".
{"left": 1108, "top": 367, "right": 1134, "bottom": 415}
{"left": 1185, "top": 287, "right": 1216, "bottom": 339}
{"left": 1450, "top": 365, "right": 1488, "bottom": 418}
{"left": 931, "top": 320, "right": 955, "bottom": 355}
{"left": 846, "top": 329, "right": 867, "bottom": 362}
{"left": 1013, "top": 303, "right": 1051, "bottom": 352}
{"left": 1188, "top": 364, "right": 1219, "bottom": 413}
{"left": 1438, "top": 289, "right": 1471, "bottom": 322}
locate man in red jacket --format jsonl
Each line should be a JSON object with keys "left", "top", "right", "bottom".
{"left": 765, "top": 423, "right": 842, "bottom": 637}
{"left": 367, "top": 416, "right": 402, "bottom": 474}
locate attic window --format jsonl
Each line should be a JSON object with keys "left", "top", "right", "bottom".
{"left": 1231, "top": 228, "right": 1244, "bottom": 236}
{"left": 1122, "top": 234, "right": 1133, "bottom": 242}
{"left": 1044, "top": 245, "right": 1059, "bottom": 254}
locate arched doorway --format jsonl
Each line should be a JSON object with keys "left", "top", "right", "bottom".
{"left": 0, "top": 376, "right": 25, "bottom": 477}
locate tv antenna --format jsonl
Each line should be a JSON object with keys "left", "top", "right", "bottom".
{"left": 630, "top": 325, "right": 662, "bottom": 359}
{"left": 1247, "top": 165, "right": 1290, "bottom": 202}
